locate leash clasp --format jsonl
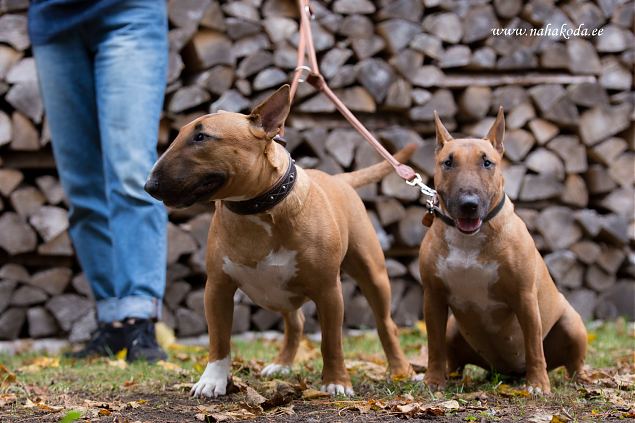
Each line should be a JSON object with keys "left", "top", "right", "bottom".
{"left": 295, "top": 65, "right": 313, "bottom": 83}
{"left": 406, "top": 173, "right": 437, "bottom": 198}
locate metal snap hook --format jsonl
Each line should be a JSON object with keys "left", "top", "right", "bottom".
{"left": 295, "top": 65, "right": 313, "bottom": 83}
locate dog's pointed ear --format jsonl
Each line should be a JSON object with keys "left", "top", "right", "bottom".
{"left": 434, "top": 111, "right": 453, "bottom": 151}
{"left": 249, "top": 85, "right": 291, "bottom": 139}
{"left": 485, "top": 106, "right": 505, "bottom": 154}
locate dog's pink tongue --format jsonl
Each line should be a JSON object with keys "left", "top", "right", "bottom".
{"left": 456, "top": 218, "right": 482, "bottom": 233}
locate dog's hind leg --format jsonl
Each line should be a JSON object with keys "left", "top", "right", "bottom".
{"left": 342, "top": 225, "right": 413, "bottom": 378}
{"left": 543, "top": 301, "right": 587, "bottom": 379}
{"left": 261, "top": 308, "right": 305, "bottom": 377}
{"left": 446, "top": 315, "right": 490, "bottom": 375}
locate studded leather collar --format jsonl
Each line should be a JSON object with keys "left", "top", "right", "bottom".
{"left": 224, "top": 154, "right": 297, "bottom": 215}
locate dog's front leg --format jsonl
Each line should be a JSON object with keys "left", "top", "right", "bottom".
{"left": 191, "top": 275, "right": 237, "bottom": 398}
{"left": 423, "top": 286, "right": 449, "bottom": 390}
{"left": 313, "top": 280, "right": 354, "bottom": 396}
{"left": 514, "top": 289, "right": 550, "bottom": 394}
{"left": 261, "top": 309, "right": 305, "bottom": 377}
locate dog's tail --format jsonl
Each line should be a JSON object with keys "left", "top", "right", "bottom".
{"left": 336, "top": 144, "right": 418, "bottom": 188}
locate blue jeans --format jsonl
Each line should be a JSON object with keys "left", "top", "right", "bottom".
{"left": 32, "top": 0, "right": 168, "bottom": 323}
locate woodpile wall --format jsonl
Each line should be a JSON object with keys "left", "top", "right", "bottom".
{"left": 0, "top": 0, "right": 633, "bottom": 340}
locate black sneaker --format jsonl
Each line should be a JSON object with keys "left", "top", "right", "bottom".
{"left": 124, "top": 319, "right": 167, "bottom": 363}
{"left": 65, "top": 323, "right": 126, "bottom": 359}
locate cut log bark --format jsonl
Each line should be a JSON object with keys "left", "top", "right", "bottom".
{"left": 0, "top": 169, "right": 23, "bottom": 197}
{"left": 0, "top": 280, "right": 17, "bottom": 315}
{"left": 167, "top": 223, "right": 198, "bottom": 265}
{"left": 27, "top": 307, "right": 59, "bottom": 338}
{"left": 183, "top": 30, "right": 234, "bottom": 70}
{"left": 29, "top": 267, "right": 72, "bottom": 296}
{"left": 46, "top": 294, "right": 93, "bottom": 332}
{"left": 398, "top": 207, "right": 427, "bottom": 247}
{"left": 0, "top": 307, "right": 26, "bottom": 339}
{"left": 536, "top": 206, "right": 583, "bottom": 250}
{"left": 10, "top": 111, "right": 39, "bottom": 151}
{"left": 561, "top": 174, "right": 589, "bottom": 208}
{"left": 570, "top": 241, "right": 601, "bottom": 265}
{"left": 10, "top": 186, "right": 45, "bottom": 217}
{"left": 458, "top": 86, "right": 492, "bottom": 120}
{"left": 29, "top": 206, "right": 69, "bottom": 242}
{"left": 0, "top": 212, "right": 37, "bottom": 254}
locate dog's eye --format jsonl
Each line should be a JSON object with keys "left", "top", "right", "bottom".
{"left": 483, "top": 158, "right": 494, "bottom": 168}
{"left": 194, "top": 133, "right": 205, "bottom": 142}
{"left": 442, "top": 157, "right": 453, "bottom": 168}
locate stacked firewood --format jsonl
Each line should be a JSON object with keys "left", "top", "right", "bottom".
{"left": 0, "top": 0, "right": 633, "bottom": 340}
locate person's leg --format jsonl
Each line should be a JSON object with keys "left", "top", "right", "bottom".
{"left": 32, "top": 35, "right": 117, "bottom": 302}
{"left": 33, "top": 33, "right": 130, "bottom": 358}
{"left": 89, "top": 0, "right": 169, "bottom": 323}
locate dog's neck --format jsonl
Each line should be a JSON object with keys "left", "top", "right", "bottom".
{"left": 222, "top": 141, "right": 310, "bottom": 218}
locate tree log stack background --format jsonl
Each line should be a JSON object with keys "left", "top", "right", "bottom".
{"left": 0, "top": 0, "right": 633, "bottom": 341}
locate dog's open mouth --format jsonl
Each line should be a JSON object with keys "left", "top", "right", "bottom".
{"left": 456, "top": 218, "right": 482, "bottom": 234}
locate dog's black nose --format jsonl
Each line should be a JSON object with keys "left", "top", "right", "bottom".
{"left": 459, "top": 194, "right": 479, "bottom": 215}
{"left": 144, "top": 177, "right": 160, "bottom": 196}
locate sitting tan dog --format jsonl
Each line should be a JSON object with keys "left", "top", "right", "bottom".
{"left": 419, "top": 109, "right": 587, "bottom": 394}
{"left": 146, "top": 85, "right": 414, "bottom": 398}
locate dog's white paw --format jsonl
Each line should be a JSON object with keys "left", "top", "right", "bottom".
{"left": 527, "top": 385, "right": 544, "bottom": 396}
{"left": 261, "top": 363, "right": 291, "bottom": 377}
{"left": 411, "top": 373, "right": 425, "bottom": 381}
{"left": 320, "top": 383, "right": 354, "bottom": 396}
{"left": 191, "top": 356, "right": 231, "bottom": 398}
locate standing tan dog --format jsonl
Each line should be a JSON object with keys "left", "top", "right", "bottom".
{"left": 146, "top": 85, "right": 414, "bottom": 398}
{"left": 419, "top": 109, "right": 587, "bottom": 394}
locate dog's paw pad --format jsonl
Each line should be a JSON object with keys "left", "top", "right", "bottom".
{"left": 321, "top": 384, "right": 354, "bottom": 397}
{"left": 261, "top": 363, "right": 291, "bottom": 377}
{"left": 190, "top": 378, "right": 228, "bottom": 398}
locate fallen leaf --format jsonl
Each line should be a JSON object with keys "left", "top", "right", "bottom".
{"left": 415, "top": 320, "right": 427, "bottom": 335}
{"left": 243, "top": 385, "right": 266, "bottom": 410}
{"left": 345, "top": 359, "right": 386, "bottom": 381}
{"left": 438, "top": 399, "right": 460, "bottom": 411}
{"left": 260, "top": 380, "right": 300, "bottom": 408}
{"left": 0, "top": 363, "right": 16, "bottom": 386}
{"left": 172, "top": 382, "right": 194, "bottom": 391}
{"left": 19, "top": 356, "right": 60, "bottom": 373}
{"left": 24, "top": 398, "right": 64, "bottom": 413}
{"left": 157, "top": 360, "right": 185, "bottom": 373}
{"left": 155, "top": 321, "right": 176, "bottom": 349}
{"left": 301, "top": 389, "right": 330, "bottom": 400}
{"left": 107, "top": 359, "right": 128, "bottom": 369}
{"left": 115, "top": 348, "right": 128, "bottom": 360}
{"left": 98, "top": 409, "right": 111, "bottom": 416}
{"left": 267, "top": 405, "right": 295, "bottom": 416}
{"left": 497, "top": 383, "right": 530, "bottom": 398}
{"left": 0, "top": 394, "right": 17, "bottom": 408}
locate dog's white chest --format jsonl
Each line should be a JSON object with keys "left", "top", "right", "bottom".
{"left": 222, "top": 248, "right": 298, "bottom": 311}
{"left": 435, "top": 230, "right": 502, "bottom": 318}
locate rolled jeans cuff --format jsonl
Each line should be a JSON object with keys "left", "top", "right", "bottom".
{"left": 96, "top": 295, "right": 161, "bottom": 323}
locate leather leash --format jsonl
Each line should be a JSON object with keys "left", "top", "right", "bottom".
{"left": 276, "top": 0, "right": 438, "bottom": 213}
